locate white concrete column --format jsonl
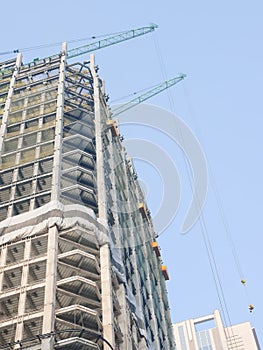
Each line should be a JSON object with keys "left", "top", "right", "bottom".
{"left": 100, "top": 244, "right": 115, "bottom": 349}
{"left": 51, "top": 42, "right": 67, "bottom": 202}
{"left": 1, "top": 55, "right": 21, "bottom": 218}
{"left": 90, "top": 53, "right": 115, "bottom": 350}
{"left": 30, "top": 92, "right": 45, "bottom": 210}
{"left": 15, "top": 239, "right": 31, "bottom": 345}
{"left": 0, "top": 53, "right": 22, "bottom": 157}
{"left": 90, "top": 54, "right": 107, "bottom": 219}
{"left": 0, "top": 245, "right": 7, "bottom": 292}
{"left": 189, "top": 318, "right": 199, "bottom": 350}
{"left": 41, "top": 225, "right": 58, "bottom": 350}
{"left": 214, "top": 309, "right": 228, "bottom": 349}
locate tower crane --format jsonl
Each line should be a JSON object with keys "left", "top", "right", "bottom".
{"left": 67, "top": 23, "right": 158, "bottom": 60}
{"left": 0, "top": 24, "right": 158, "bottom": 75}
{"left": 111, "top": 74, "right": 186, "bottom": 118}
{"left": 0, "top": 23, "right": 186, "bottom": 117}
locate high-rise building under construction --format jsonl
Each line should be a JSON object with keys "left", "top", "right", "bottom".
{"left": 0, "top": 43, "right": 175, "bottom": 349}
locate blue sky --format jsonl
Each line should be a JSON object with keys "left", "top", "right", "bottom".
{"left": 1, "top": 0, "right": 262, "bottom": 345}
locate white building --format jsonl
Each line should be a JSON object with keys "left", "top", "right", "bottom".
{"left": 173, "top": 309, "right": 261, "bottom": 350}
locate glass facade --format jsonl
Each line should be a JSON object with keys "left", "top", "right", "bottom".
{"left": 196, "top": 330, "right": 213, "bottom": 350}
{"left": 178, "top": 326, "right": 187, "bottom": 350}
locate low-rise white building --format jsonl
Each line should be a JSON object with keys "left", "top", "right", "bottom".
{"left": 173, "top": 309, "right": 261, "bottom": 350}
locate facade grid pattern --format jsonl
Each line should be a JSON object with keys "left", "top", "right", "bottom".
{"left": 0, "top": 47, "right": 175, "bottom": 350}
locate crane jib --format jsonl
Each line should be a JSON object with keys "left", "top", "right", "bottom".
{"left": 111, "top": 75, "right": 186, "bottom": 118}
{"left": 0, "top": 24, "right": 158, "bottom": 75}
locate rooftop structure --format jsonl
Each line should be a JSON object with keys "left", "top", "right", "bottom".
{"left": 0, "top": 45, "right": 175, "bottom": 349}
{"left": 173, "top": 309, "right": 261, "bottom": 350}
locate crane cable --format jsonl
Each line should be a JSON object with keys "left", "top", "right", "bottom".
{"left": 151, "top": 31, "right": 241, "bottom": 349}
{"left": 209, "top": 161, "right": 251, "bottom": 302}
{"left": 182, "top": 82, "right": 252, "bottom": 309}
{"left": 110, "top": 83, "right": 163, "bottom": 104}
{"left": 181, "top": 81, "right": 256, "bottom": 347}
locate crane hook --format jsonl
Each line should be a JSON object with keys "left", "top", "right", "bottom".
{"left": 248, "top": 304, "right": 255, "bottom": 313}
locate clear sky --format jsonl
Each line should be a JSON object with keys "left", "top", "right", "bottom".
{"left": 1, "top": 0, "right": 262, "bottom": 346}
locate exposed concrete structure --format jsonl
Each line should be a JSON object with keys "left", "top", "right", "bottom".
{"left": 173, "top": 309, "right": 261, "bottom": 350}
{"left": 0, "top": 45, "right": 175, "bottom": 349}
